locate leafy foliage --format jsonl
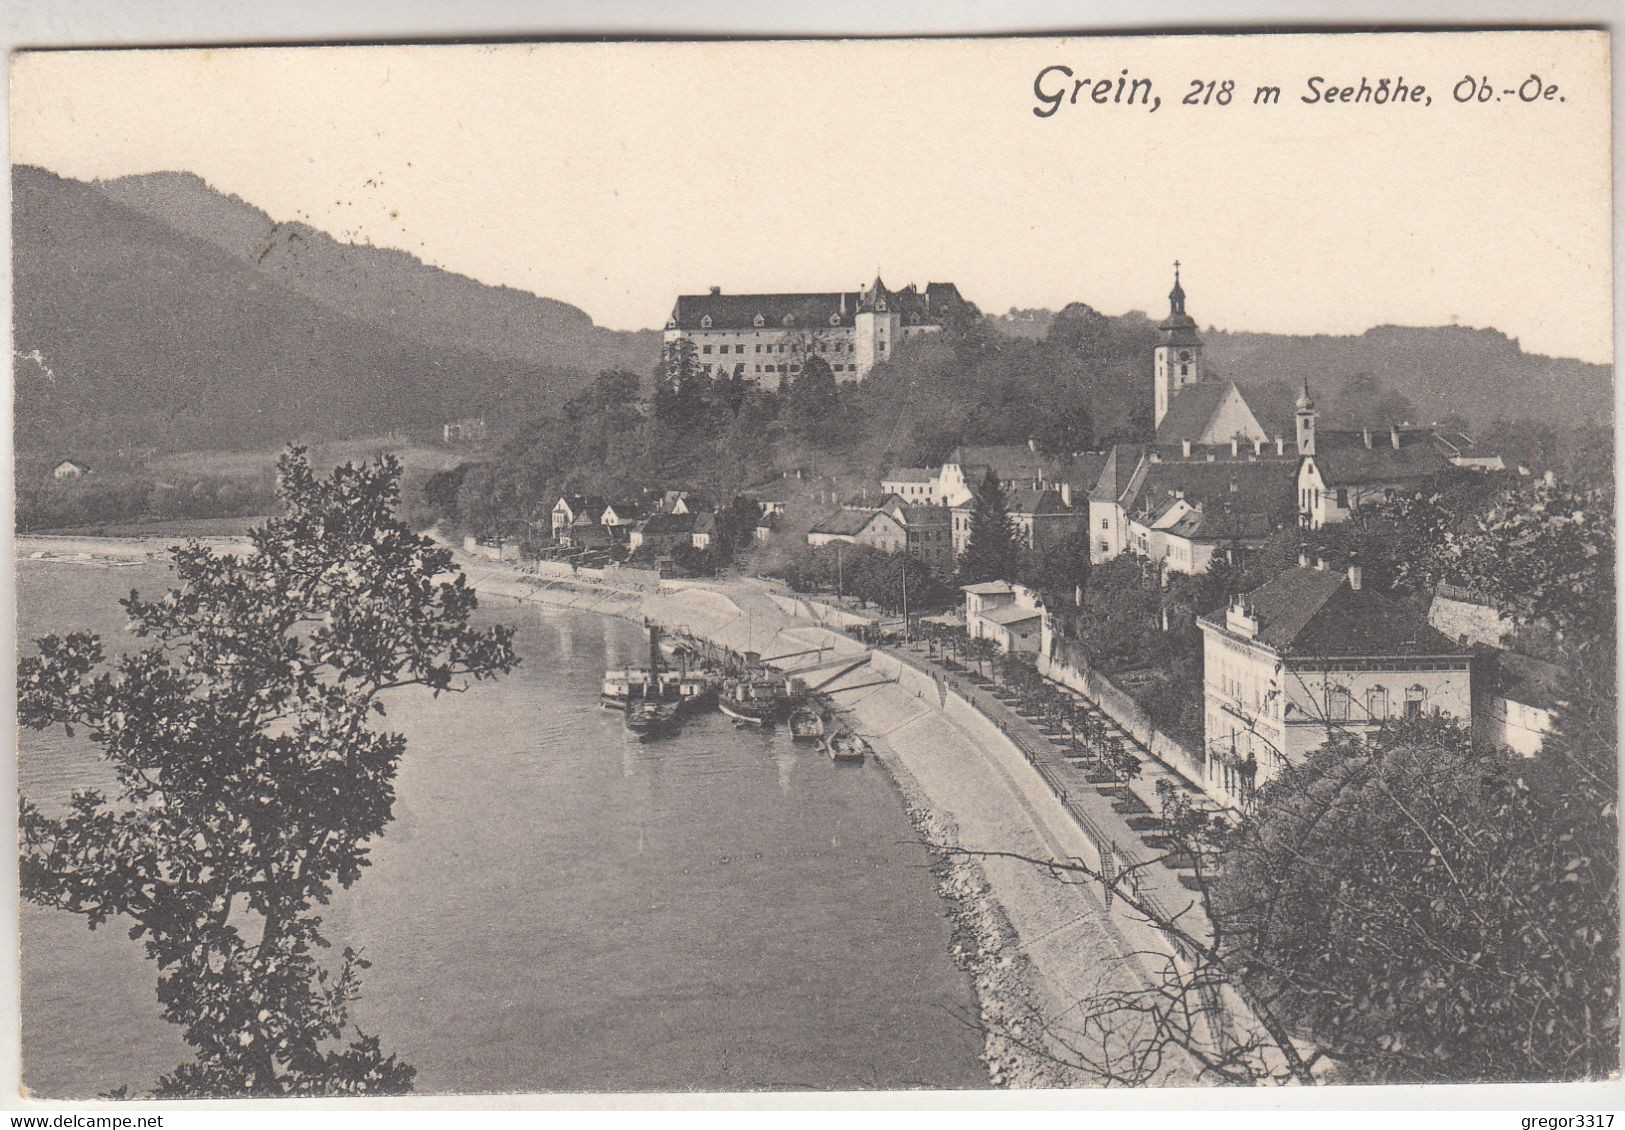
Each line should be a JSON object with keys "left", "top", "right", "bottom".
{"left": 18, "top": 448, "right": 519, "bottom": 1096}
{"left": 1215, "top": 716, "right": 1618, "bottom": 1083}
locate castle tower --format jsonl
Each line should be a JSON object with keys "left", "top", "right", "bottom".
{"left": 1153, "top": 261, "right": 1204, "bottom": 427}
{"left": 1295, "top": 377, "right": 1317, "bottom": 456}
{"left": 854, "top": 273, "right": 900, "bottom": 379}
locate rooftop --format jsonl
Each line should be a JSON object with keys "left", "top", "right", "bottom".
{"left": 808, "top": 509, "right": 892, "bottom": 537}
{"left": 1201, "top": 563, "right": 1470, "bottom": 659}
{"left": 882, "top": 466, "right": 936, "bottom": 483}
{"left": 982, "top": 604, "right": 1044, "bottom": 626}
{"left": 668, "top": 281, "right": 967, "bottom": 332}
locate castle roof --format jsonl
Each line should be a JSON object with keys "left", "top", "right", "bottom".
{"left": 670, "top": 280, "right": 966, "bottom": 332}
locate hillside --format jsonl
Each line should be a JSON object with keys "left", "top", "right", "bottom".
{"left": 12, "top": 165, "right": 661, "bottom": 457}
{"left": 987, "top": 310, "right": 1612, "bottom": 434}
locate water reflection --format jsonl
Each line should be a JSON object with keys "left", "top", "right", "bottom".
{"left": 17, "top": 571, "right": 985, "bottom": 1097}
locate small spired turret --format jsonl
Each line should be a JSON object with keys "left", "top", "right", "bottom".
{"left": 1295, "top": 377, "right": 1318, "bottom": 456}
{"left": 1153, "top": 260, "right": 1205, "bottom": 427}
{"left": 855, "top": 271, "right": 900, "bottom": 379}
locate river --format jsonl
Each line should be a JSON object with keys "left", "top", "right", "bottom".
{"left": 16, "top": 558, "right": 986, "bottom": 1096}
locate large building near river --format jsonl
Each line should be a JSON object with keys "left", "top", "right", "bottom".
{"left": 663, "top": 275, "right": 974, "bottom": 389}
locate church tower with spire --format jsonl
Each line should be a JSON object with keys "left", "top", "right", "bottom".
{"left": 1153, "top": 261, "right": 1205, "bottom": 427}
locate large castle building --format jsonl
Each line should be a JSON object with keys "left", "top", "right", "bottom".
{"left": 663, "top": 275, "right": 972, "bottom": 389}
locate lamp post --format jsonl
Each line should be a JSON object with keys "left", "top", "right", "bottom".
{"left": 901, "top": 559, "right": 909, "bottom": 645}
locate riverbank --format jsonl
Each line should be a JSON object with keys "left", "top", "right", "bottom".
{"left": 18, "top": 531, "right": 1194, "bottom": 1087}
{"left": 451, "top": 550, "right": 1198, "bottom": 1087}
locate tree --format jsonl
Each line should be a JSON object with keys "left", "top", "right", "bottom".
{"left": 962, "top": 635, "right": 1000, "bottom": 678}
{"left": 782, "top": 354, "right": 839, "bottom": 446}
{"left": 959, "top": 470, "right": 1020, "bottom": 584}
{"left": 653, "top": 338, "right": 710, "bottom": 433}
{"left": 18, "top": 448, "right": 519, "bottom": 1096}
{"left": 713, "top": 495, "right": 764, "bottom": 564}
{"left": 1214, "top": 716, "right": 1617, "bottom": 1083}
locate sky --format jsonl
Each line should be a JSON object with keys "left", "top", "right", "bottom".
{"left": 9, "top": 33, "right": 1613, "bottom": 362}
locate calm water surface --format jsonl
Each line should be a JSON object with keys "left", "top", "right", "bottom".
{"left": 18, "top": 560, "right": 984, "bottom": 1096}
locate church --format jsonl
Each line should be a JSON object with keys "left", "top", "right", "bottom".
{"left": 1087, "top": 266, "right": 1297, "bottom": 572}
{"left": 1088, "top": 267, "right": 1499, "bottom": 568}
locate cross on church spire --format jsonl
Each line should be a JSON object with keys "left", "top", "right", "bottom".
{"left": 1168, "top": 259, "right": 1187, "bottom": 318}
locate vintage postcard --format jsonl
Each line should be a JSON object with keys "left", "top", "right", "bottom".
{"left": 9, "top": 31, "right": 1615, "bottom": 1101}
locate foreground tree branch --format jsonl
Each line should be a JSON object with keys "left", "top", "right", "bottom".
{"left": 19, "top": 447, "right": 519, "bottom": 1097}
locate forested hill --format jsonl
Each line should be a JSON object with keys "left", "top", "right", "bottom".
{"left": 987, "top": 312, "right": 1612, "bottom": 433}
{"left": 12, "top": 165, "right": 661, "bottom": 456}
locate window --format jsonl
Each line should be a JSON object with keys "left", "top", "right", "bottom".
{"left": 1326, "top": 686, "right": 1352, "bottom": 721}
{"left": 700, "top": 316, "right": 712, "bottom": 329}
{"left": 1405, "top": 685, "right": 1426, "bottom": 718}
{"left": 702, "top": 345, "right": 712, "bottom": 354}
{"left": 1367, "top": 686, "right": 1388, "bottom": 719}
{"left": 753, "top": 314, "right": 765, "bottom": 327}
{"left": 1099, "top": 541, "right": 1109, "bottom": 554}
{"left": 1100, "top": 518, "right": 1108, "bottom": 529}
{"left": 735, "top": 344, "right": 745, "bottom": 354}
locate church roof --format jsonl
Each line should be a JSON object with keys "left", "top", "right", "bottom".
{"left": 1154, "top": 380, "right": 1263, "bottom": 445}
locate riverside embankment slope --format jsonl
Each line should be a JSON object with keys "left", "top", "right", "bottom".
{"left": 458, "top": 556, "right": 1198, "bottom": 1087}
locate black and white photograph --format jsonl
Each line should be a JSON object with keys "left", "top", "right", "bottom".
{"left": 5, "top": 23, "right": 1618, "bottom": 1109}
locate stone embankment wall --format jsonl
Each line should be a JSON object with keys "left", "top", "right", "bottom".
{"left": 1040, "top": 639, "right": 1207, "bottom": 789}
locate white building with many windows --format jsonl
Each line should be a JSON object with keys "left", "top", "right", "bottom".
{"left": 663, "top": 276, "right": 973, "bottom": 389}
{"left": 1197, "top": 555, "right": 1473, "bottom": 809}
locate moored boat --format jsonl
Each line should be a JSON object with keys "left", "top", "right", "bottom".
{"left": 601, "top": 665, "right": 656, "bottom": 709}
{"left": 624, "top": 698, "right": 680, "bottom": 739}
{"left": 823, "top": 731, "right": 868, "bottom": 764}
{"left": 788, "top": 704, "right": 826, "bottom": 743}
{"left": 719, "top": 674, "right": 792, "bottom": 726}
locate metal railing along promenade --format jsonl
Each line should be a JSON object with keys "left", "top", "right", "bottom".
{"left": 883, "top": 644, "right": 1198, "bottom": 957}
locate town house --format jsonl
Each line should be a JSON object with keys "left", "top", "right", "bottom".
{"left": 1198, "top": 555, "right": 1473, "bottom": 809}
